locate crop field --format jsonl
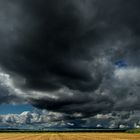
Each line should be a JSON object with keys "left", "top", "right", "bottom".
{"left": 0, "top": 133, "right": 140, "bottom": 140}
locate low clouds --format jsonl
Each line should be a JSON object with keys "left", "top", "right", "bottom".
{"left": 0, "top": 110, "right": 67, "bottom": 129}
{"left": 1, "top": 110, "right": 140, "bottom": 129}
{"left": 0, "top": 0, "right": 140, "bottom": 127}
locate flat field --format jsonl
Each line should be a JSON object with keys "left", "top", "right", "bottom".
{"left": 0, "top": 133, "right": 140, "bottom": 140}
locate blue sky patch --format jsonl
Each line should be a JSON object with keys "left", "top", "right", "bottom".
{"left": 0, "top": 104, "right": 34, "bottom": 114}
{"left": 114, "top": 60, "right": 128, "bottom": 68}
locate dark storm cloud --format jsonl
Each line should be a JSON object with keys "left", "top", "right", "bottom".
{"left": 0, "top": 0, "right": 140, "bottom": 119}
{"left": 0, "top": 0, "right": 100, "bottom": 92}
{"left": 0, "top": 87, "right": 19, "bottom": 104}
{"left": 30, "top": 92, "right": 114, "bottom": 116}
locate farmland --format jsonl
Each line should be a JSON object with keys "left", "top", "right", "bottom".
{"left": 0, "top": 133, "right": 140, "bottom": 140}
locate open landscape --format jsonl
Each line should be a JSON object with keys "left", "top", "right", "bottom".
{"left": 0, "top": 1, "right": 140, "bottom": 140}
{"left": 0, "top": 132, "right": 140, "bottom": 140}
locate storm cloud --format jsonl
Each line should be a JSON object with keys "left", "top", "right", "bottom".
{"left": 0, "top": 0, "right": 140, "bottom": 122}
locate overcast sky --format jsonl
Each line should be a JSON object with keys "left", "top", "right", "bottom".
{"left": 0, "top": 0, "right": 140, "bottom": 129}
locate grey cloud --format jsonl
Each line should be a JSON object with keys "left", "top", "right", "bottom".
{"left": 82, "top": 111, "right": 140, "bottom": 129}
{"left": 0, "top": 110, "right": 78, "bottom": 129}
{"left": 0, "top": 69, "right": 24, "bottom": 104}
{"left": 1, "top": 111, "right": 140, "bottom": 129}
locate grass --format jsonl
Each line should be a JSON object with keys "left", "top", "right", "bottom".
{"left": 127, "top": 128, "right": 140, "bottom": 133}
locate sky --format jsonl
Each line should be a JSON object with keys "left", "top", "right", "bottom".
{"left": 0, "top": 0, "right": 140, "bottom": 129}
{"left": 0, "top": 104, "right": 34, "bottom": 115}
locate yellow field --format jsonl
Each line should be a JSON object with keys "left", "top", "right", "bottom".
{"left": 0, "top": 133, "right": 140, "bottom": 140}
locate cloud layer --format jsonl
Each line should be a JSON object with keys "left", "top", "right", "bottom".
{"left": 1, "top": 110, "right": 140, "bottom": 129}
{"left": 0, "top": 0, "right": 140, "bottom": 125}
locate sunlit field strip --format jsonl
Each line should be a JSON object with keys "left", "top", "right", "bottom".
{"left": 0, "top": 133, "right": 58, "bottom": 140}
{"left": 0, "top": 133, "right": 140, "bottom": 140}
{"left": 54, "top": 133, "right": 140, "bottom": 140}
{"left": 0, "top": 133, "right": 42, "bottom": 140}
